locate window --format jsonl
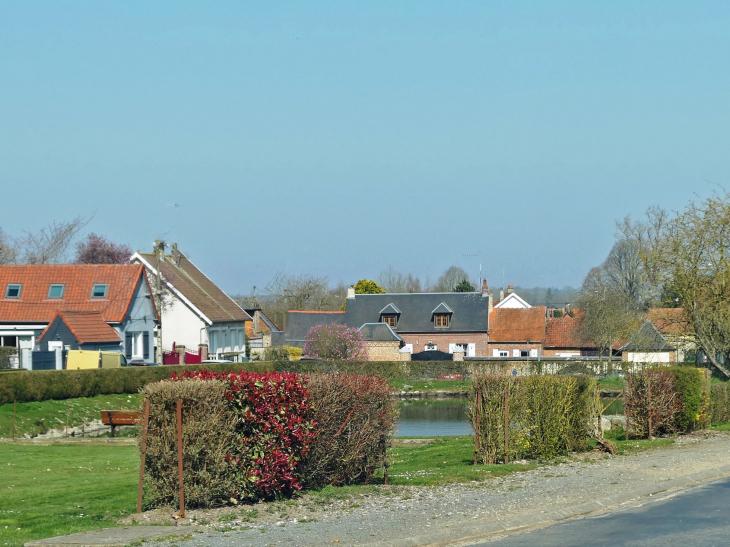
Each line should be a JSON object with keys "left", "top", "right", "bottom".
{"left": 434, "top": 314, "right": 450, "bottom": 328}
{"left": 382, "top": 315, "right": 397, "bottom": 327}
{"left": 456, "top": 343, "right": 468, "bottom": 353}
{"left": 499, "top": 350, "right": 509, "bottom": 357}
{"left": 5, "top": 284, "right": 21, "bottom": 299}
{"left": 425, "top": 344, "right": 438, "bottom": 351}
{"left": 91, "top": 284, "right": 108, "bottom": 299}
{"left": 48, "top": 284, "right": 65, "bottom": 299}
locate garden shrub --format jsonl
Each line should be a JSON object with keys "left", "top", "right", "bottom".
{"left": 468, "top": 375, "right": 599, "bottom": 464}
{"left": 142, "top": 379, "right": 236, "bottom": 508}
{"left": 625, "top": 367, "right": 711, "bottom": 437}
{"left": 0, "top": 347, "right": 15, "bottom": 370}
{"left": 711, "top": 382, "right": 730, "bottom": 423}
{"left": 303, "top": 324, "right": 367, "bottom": 360}
{"left": 302, "top": 373, "right": 397, "bottom": 487}
{"left": 0, "top": 362, "right": 274, "bottom": 405}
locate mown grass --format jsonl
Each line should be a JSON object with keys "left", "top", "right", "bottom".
{"left": 0, "top": 394, "right": 141, "bottom": 439}
{"left": 597, "top": 376, "right": 624, "bottom": 391}
{"left": 0, "top": 442, "right": 140, "bottom": 547}
{"left": 592, "top": 427, "right": 675, "bottom": 453}
{"left": 389, "top": 379, "right": 471, "bottom": 393}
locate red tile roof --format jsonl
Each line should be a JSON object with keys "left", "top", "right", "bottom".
{"left": 38, "top": 310, "right": 121, "bottom": 344}
{"left": 0, "top": 264, "right": 145, "bottom": 324}
{"left": 545, "top": 312, "right": 585, "bottom": 347}
{"left": 489, "top": 307, "right": 547, "bottom": 343}
{"left": 647, "top": 308, "right": 691, "bottom": 336}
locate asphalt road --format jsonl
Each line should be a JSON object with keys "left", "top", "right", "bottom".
{"left": 482, "top": 476, "right": 730, "bottom": 547}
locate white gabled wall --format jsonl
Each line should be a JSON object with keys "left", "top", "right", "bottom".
{"left": 161, "top": 295, "right": 208, "bottom": 351}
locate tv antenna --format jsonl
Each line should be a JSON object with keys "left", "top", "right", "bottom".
{"left": 166, "top": 203, "right": 180, "bottom": 246}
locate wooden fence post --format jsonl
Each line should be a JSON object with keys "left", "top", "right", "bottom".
{"left": 504, "top": 385, "right": 509, "bottom": 465}
{"left": 137, "top": 399, "right": 150, "bottom": 514}
{"left": 474, "top": 387, "right": 482, "bottom": 465}
{"left": 176, "top": 399, "right": 185, "bottom": 518}
{"left": 647, "top": 375, "right": 653, "bottom": 440}
{"left": 13, "top": 400, "right": 16, "bottom": 440}
{"left": 625, "top": 377, "right": 631, "bottom": 441}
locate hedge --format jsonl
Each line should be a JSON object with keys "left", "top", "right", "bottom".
{"left": 710, "top": 382, "right": 730, "bottom": 424}
{"left": 625, "top": 367, "right": 711, "bottom": 437}
{"left": 0, "top": 362, "right": 275, "bottom": 405}
{"left": 0, "top": 348, "right": 15, "bottom": 370}
{"left": 469, "top": 375, "right": 599, "bottom": 464}
{"left": 142, "top": 371, "right": 396, "bottom": 507}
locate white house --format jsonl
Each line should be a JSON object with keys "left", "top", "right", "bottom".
{"left": 132, "top": 244, "right": 251, "bottom": 359}
{"left": 494, "top": 285, "right": 532, "bottom": 309}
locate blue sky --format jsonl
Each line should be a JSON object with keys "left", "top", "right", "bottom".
{"left": 1, "top": 1, "right": 728, "bottom": 293}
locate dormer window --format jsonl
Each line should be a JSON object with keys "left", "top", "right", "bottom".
{"left": 48, "top": 284, "right": 65, "bottom": 299}
{"left": 91, "top": 284, "right": 108, "bottom": 299}
{"left": 434, "top": 314, "right": 450, "bottom": 328}
{"left": 432, "top": 302, "right": 453, "bottom": 328}
{"left": 382, "top": 315, "right": 397, "bottom": 328}
{"left": 5, "top": 284, "right": 21, "bottom": 299}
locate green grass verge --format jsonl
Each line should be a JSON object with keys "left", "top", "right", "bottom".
{"left": 0, "top": 394, "right": 141, "bottom": 439}
{"left": 597, "top": 377, "right": 624, "bottom": 390}
{"left": 594, "top": 428, "right": 675, "bottom": 453}
{"left": 711, "top": 422, "right": 730, "bottom": 431}
{"left": 0, "top": 442, "right": 140, "bottom": 547}
{"left": 389, "top": 379, "right": 471, "bottom": 393}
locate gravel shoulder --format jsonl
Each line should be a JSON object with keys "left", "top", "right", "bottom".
{"left": 129, "top": 431, "right": 730, "bottom": 547}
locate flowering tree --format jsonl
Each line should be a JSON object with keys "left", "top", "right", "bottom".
{"left": 304, "top": 324, "right": 368, "bottom": 360}
{"left": 74, "top": 233, "right": 133, "bottom": 264}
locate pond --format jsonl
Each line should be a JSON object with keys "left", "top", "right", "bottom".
{"left": 395, "top": 397, "right": 472, "bottom": 437}
{"left": 394, "top": 396, "right": 624, "bottom": 437}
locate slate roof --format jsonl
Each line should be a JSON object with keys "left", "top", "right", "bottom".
{"left": 431, "top": 302, "right": 453, "bottom": 314}
{"left": 135, "top": 248, "right": 251, "bottom": 324}
{"left": 0, "top": 264, "right": 146, "bottom": 324}
{"left": 379, "top": 303, "right": 401, "bottom": 315}
{"left": 281, "top": 311, "right": 346, "bottom": 342}
{"left": 359, "top": 323, "right": 403, "bottom": 342}
{"left": 545, "top": 312, "right": 585, "bottom": 348}
{"left": 38, "top": 310, "right": 121, "bottom": 344}
{"left": 489, "top": 307, "right": 547, "bottom": 343}
{"left": 621, "top": 320, "right": 676, "bottom": 352}
{"left": 344, "top": 292, "right": 490, "bottom": 333}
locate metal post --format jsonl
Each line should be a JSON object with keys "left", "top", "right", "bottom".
{"left": 137, "top": 399, "right": 150, "bottom": 513}
{"left": 176, "top": 399, "right": 185, "bottom": 518}
{"left": 625, "top": 377, "right": 631, "bottom": 441}
{"left": 474, "top": 388, "right": 482, "bottom": 465}
{"left": 504, "top": 385, "right": 509, "bottom": 465}
{"left": 66, "top": 400, "right": 70, "bottom": 438}
{"left": 647, "top": 375, "right": 653, "bottom": 440}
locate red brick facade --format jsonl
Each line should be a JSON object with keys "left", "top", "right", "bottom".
{"left": 486, "top": 342, "right": 543, "bottom": 357}
{"left": 399, "top": 333, "right": 490, "bottom": 356}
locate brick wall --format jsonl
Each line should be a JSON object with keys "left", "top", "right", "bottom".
{"left": 364, "top": 341, "right": 404, "bottom": 361}
{"left": 399, "top": 333, "right": 490, "bottom": 356}
{"left": 487, "top": 342, "right": 542, "bottom": 357}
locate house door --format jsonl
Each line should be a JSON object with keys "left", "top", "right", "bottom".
{"left": 47, "top": 342, "right": 64, "bottom": 370}
{"left": 18, "top": 336, "right": 33, "bottom": 370}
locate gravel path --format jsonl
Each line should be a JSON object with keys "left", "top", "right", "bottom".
{"left": 146, "top": 432, "right": 730, "bottom": 547}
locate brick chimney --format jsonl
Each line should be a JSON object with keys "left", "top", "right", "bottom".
{"left": 171, "top": 243, "right": 182, "bottom": 266}
{"left": 499, "top": 287, "right": 504, "bottom": 301}
{"left": 347, "top": 287, "right": 356, "bottom": 299}
{"left": 488, "top": 289, "right": 494, "bottom": 313}
{"left": 507, "top": 285, "right": 514, "bottom": 294}
{"left": 481, "top": 279, "right": 489, "bottom": 296}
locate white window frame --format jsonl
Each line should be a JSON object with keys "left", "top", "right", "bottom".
{"left": 91, "top": 284, "right": 108, "bottom": 299}
{"left": 131, "top": 332, "right": 144, "bottom": 358}
{"left": 48, "top": 284, "right": 65, "bottom": 299}
{"left": 5, "top": 284, "right": 21, "bottom": 299}
{"left": 425, "top": 343, "right": 438, "bottom": 351}
{"left": 499, "top": 350, "right": 509, "bottom": 357}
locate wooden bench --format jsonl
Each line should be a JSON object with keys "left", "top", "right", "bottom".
{"left": 100, "top": 410, "right": 142, "bottom": 437}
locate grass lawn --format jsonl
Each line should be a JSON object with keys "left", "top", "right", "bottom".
{"left": 0, "top": 442, "right": 140, "bottom": 547}
{"left": 0, "top": 394, "right": 141, "bottom": 439}
{"left": 389, "top": 379, "right": 471, "bottom": 393}
{"left": 597, "top": 376, "right": 624, "bottom": 391}
{"left": 593, "top": 428, "right": 675, "bottom": 453}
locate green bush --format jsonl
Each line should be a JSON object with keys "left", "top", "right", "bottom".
{"left": 0, "top": 362, "right": 274, "bottom": 405}
{"left": 668, "top": 367, "right": 711, "bottom": 431}
{"left": 468, "top": 375, "right": 599, "bottom": 464}
{"left": 711, "top": 382, "right": 730, "bottom": 423}
{"left": 0, "top": 348, "right": 15, "bottom": 370}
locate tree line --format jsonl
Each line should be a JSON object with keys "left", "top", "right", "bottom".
{"left": 576, "top": 189, "right": 730, "bottom": 377}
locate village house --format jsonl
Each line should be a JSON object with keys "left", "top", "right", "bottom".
{"left": 132, "top": 243, "right": 251, "bottom": 360}
{"left": 0, "top": 264, "right": 158, "bottom": 368}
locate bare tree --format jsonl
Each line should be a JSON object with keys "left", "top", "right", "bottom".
{"left": 16, "top": 217, "right": 89, "bottom": 264}
{"left": 378, "top": 266, "right": 407, "bottom": 293}
{"left": 0, "top": 227, "right": 18, "bottom": 265}
{"left": 434, "top": 266, "right": 472, "bottom": 292}
{"left": 264, "top": 273, "right": 335, "bottom": 329}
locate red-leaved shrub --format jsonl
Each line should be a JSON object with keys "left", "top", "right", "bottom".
{"left": 170, "top": 370, "right": 316, "bottom": 501}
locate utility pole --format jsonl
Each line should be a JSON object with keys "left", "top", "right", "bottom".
{"left": 154, "top": 239, "right": 166, "bottom": 365}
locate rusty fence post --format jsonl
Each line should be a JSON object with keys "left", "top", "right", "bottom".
{"left": 137, "top": 399, "right": 150, "bottom": 514}
{"left": 176, "top": 399, "right": 185, "bottom": 518}
{"left": 474, "top": 387, "right": 482, "bottom": 465}
{"left": 647, "top": 375, "right": 653, "bottom": 441}
{"left": 504, "top": 385, "right": 509, "bottom": 465}
{"left": 625, "top": 377, "right": 631, "bottom": 441}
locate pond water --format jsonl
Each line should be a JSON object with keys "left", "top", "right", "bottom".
{"left": 395, "top": 397, "right": 472, "bottom": 437}
{"left": 394, "top": 396, "right": 624, "bottom": 437}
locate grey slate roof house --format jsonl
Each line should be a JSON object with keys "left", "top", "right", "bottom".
{"left": 274, "top": 285, "right": 492, "bottom": 359}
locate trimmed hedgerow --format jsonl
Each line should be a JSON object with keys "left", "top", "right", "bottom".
{"left": 469, "top": 375, "right": 599, "bottom": 464}
{"left": 141, "top": 370, "right": 396, "bottom": 507}
{"left": 711, "top": 382, "right": 730, "bottom": 424}
{"left": 0, "top": 362, "right": 275, "bottom": 405}
{"left": 624, "top": 367, "right": 711, "bottom": 437}
{"left": 302, "top": 373, "right": 397, "bottom": 488}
